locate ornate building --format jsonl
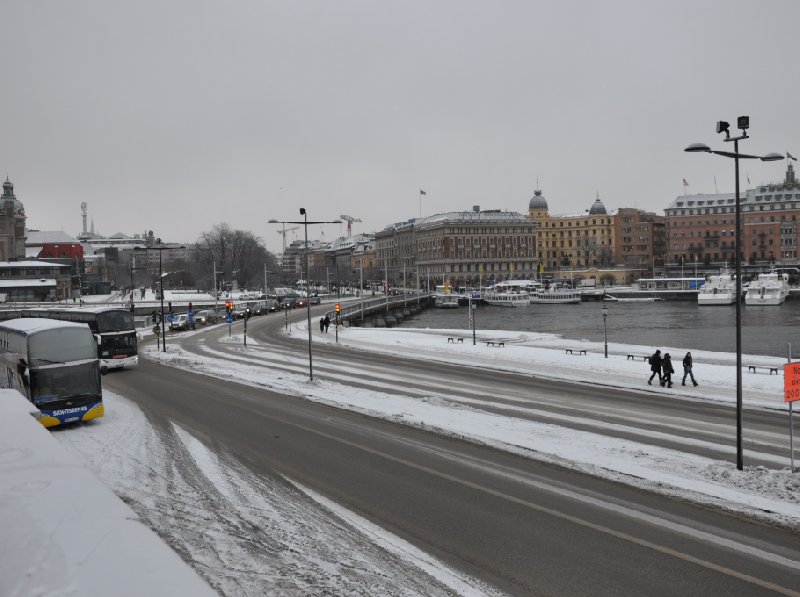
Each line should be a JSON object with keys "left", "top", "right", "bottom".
{"left": 527, "top": 188, "right": 615, "bottom": 269}
{"left": 0, "top": 178, "right": 27, "bottom": 261}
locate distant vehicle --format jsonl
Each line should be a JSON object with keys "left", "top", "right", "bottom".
{"left": 0, "top": 318, "right": 103, "bottom": 427}
{"left": 308, "top": 295, "right": 321, "bottom": 305}
{"left": 294, "top": 298, "right": 308, "bottom": 308}
{"left": 233, "top": 304, "right": 248, "bottom": 319}
{"left": 194, "top": 309, "right": 218, "bottom": 325}
{"left": 251, "top": 301, "right": 271, "bottom": 315}
{"left": 169, "top": 314, "right": 190, "bottom": 331}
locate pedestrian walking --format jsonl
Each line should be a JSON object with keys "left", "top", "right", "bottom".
{"left": 319, "top": 317, "right": 325, "bottom": 333}
{"left": 323, "top": 314, "right": 330, "bottom": 333}
{"left": 661, "top": 353, "right": 674, "bottom": 387}
{"left": 648, "top": 349, "right": 662, "bottom": 385}
{"left": 682, "top": 351, "right": 698, "bottom": 387}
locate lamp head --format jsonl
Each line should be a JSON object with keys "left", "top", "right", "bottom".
{"left": 760, "top": 152, "right": 785, "bottom": 162}
{"left": 737, "top": 115, "right": 749, "bottom": 131}
{"left": 268, "top": 219, "right": 278, "bottom": 223}
{"left": 716, "top": 120, "right": 730, "bottom": 137}
{"left": 299, "top": 208, "right": 306, "bottom": 216}
{"left": 684, "top": 143, "right": 711, "bottom": 153}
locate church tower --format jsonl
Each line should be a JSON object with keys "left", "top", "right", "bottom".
{"left": 0, "top": 177, "right": 26, "bottom": 261}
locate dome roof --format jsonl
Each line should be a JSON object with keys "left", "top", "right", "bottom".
{"left": 588, "top": 196, "right": 607, "bottom": 215}
{"left": 528, "top": 189, "right": 548, "bottom": 210}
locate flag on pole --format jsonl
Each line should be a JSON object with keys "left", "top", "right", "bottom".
{"left": 682, "top": 178, "right": 689, "bottom": 187}
{"left": 788, "top": 152, "right": 798, "bottom": 162}
{"left": 419, "top": 189, "right": 427, "bottom": 195}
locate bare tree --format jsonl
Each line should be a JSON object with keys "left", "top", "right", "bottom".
{"left": 195, "top": 224, "right": 278, "bottom": 291}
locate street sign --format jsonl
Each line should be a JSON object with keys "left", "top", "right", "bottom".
{"left": 167, "top": 313, "right": 174, "bottom": 323}
{"left": 784, "top": 362, "right": 800, "bottom": 402}
{"left": 226, "top": 314, "right": 234, "bottom": 324}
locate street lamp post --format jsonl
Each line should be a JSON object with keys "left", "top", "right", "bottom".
{"left": 601, "top": 303, "right": 608, "bottom": 358}
{"left": 353, "top": 266, "right": 364, "bottom": 324}
{"left": 685, "top": 116, "right": 783, "bottom": 470}
{"left": 269, "top": 212, "right": 341, "bottom": 381}
{"left": 143, "top": 241, "right": 171, "bottom": 352}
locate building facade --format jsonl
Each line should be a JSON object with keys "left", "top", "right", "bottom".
{"left": 414, "top": 208, "right": 539, "bottom": 288}
{"left": 527, "top": 189, "right": 616, "bottom": 270}
{"left": 665, "top": 162, "right": 800, "bottom": 267}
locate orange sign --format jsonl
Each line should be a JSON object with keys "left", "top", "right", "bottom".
{"left": 783, "top": 362, "right": 800, "bottom": 402}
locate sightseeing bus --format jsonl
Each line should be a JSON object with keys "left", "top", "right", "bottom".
{"left": 0, "top": 318, "right": 103, "bottom": 427}
{"left": 0, "top": 307, "right": 138, "bottom": 371}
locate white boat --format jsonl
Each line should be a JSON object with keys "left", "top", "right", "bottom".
{"left": 482, "top": 281, "right": 531, "bottom": 307}
{"left": 434, "top": 293, "right": 460, "bottom": 308}
{"left": 603, "top": 294, "right": 662, "bottom": 303}
{"left": 697, "top": 266, "right": 736, "bottom": 306}
{"left": 745, "top": 269, "right": 789, "bottom": 306}
{"left": 529, "top": 285, "right": 582, "bottom": 304}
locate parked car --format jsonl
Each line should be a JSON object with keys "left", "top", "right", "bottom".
{"left": 169, "top": 313, "right": 190, "bottom": 331}
{"left": 194, "top": 309, "right": 218, "bottom": 325}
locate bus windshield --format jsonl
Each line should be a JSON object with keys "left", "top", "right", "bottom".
{"left": 30, "top": 362, "right": 101, "bottom": 404}
{"left": 96, "top": 311, "right": 135, "bottom": 333}
{"left": 28, "top": 328, "right": 97, "bottom": 365}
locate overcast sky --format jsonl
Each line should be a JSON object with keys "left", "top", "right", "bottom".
{"left": 3, "top": 0, "right": 799, "bottom": 254}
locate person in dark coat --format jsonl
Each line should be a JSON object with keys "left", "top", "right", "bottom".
{"left": 323, "top": 314, "right": 330, "bottom": 333}
{"left": 648, "top": 349, "right": 662, "bottom": 385}
{"left": 682, "top": 351, "right": 698, "bottom": 387}
{"left": 319, "top": 317, "right": 325, "bottom": 333}
{"left": 661, "top": 353, "right": 674, "bottom": 388}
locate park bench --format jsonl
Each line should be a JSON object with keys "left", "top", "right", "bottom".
{"left": 747, "top": 365, "right": 779, "bottom": 375}
{"left": 486, "top": 341, "right": 505, "bottom": 347}
{"left": 447, "top": 337, "right": 464, "bottom": 344}
{"left": 627, "top": 354, "right": 649, "bottom": 361}
{"left": 566, "top": 348, "right": 587, "bottom": 355}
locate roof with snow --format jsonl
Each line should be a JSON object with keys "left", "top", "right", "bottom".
{"left": 26, "top": 230, "right": 79, "bottom": 245}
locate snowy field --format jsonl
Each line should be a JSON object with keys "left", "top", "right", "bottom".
{"left": 47, "top": 315, "right": 799, "bottom": 595}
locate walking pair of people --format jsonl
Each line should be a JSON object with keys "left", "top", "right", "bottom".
{"left": 648, "top": 350, "right": 698, "bottom": 388}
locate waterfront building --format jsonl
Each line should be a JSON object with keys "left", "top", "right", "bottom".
{"left": 527, "top": 188, "right": 616, "bottom": 270}
{"left": 614, "top": 208, "right": 666, "bottom": 275}
{"left": 665, "top": 162, "right": 800, "bottom": 268}
{"left": 414, "top": 207, "right": 539, "bottom": 289}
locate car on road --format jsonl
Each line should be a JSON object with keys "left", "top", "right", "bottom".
{"left": 169, "top": 313, "right": 190, "bottom": 331}
{"left": 194, "top": 309, "right": 218, "bottom": 325}
{"left": 308, "top": 295, "right": 321, "bottom": 305}
{"left": 294, "top": 298, "right": 308, "bottom": 308}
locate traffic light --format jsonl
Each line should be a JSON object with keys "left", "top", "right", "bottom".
{"left": 225, "top": 300, "right": 233, "bottom": 315}
{"left": 246, "top": 307, "right": 252, "bottom": 319}
{"left": 335, "top": 303, "right": 341, "bottom": 314}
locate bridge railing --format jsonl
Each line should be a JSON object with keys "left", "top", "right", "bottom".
{"left": 325, "top": 292, "right": 432, "bottom": 320}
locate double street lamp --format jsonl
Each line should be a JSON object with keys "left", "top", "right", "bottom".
{"left": 685, "top": 116, "right": 783, "bottom": 470}
{"left": 140, "top": 240, "right": 185, "bottom": 352}
{"left": 269, "top": 211, "right": 341, "bottom": 380}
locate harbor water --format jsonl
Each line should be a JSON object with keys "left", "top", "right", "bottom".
{"left": 403, "top": 300, "right": 800, "bottom": 358}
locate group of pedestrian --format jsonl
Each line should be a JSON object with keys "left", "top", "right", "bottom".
{"left": 318, "top": 315, "right": 330, "bottom": 333}
{"left": 648, "top": 350, "right": 698, "bottom": 388}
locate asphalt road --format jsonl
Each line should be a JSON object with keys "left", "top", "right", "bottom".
{"left": 105, "top": 310, "right": 800, "bottom": 596}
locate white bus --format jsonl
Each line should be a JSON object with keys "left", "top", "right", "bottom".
{"left": 0, "top": 318, "right": 103, "bottom": 427}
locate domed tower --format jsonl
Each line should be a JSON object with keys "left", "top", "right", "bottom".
{"left": 1, "top": 177, "right": 27, "bottom": 260}
{"left": 588, "top": 192, "right": 607, "bottom": 215}
{"left": 527, "top": 188, "right": 549, "bottom": 222}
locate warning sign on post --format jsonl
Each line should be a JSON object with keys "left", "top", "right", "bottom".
{"left": 783, "top": 362, "right": 800, "bottom": 402}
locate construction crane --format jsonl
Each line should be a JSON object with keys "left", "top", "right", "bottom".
{"left": 276, "top": 224, "right": 299, "bottom": 252}
{"left": 339, "top": 214, "right": 362, "bottom": 237}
